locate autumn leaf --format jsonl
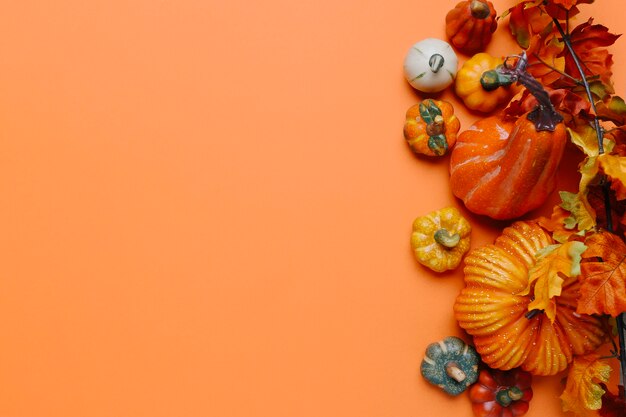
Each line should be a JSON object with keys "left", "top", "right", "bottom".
{"left": 562, "top": 20, "right": 621, "bottom": 94}
{"left": 587, "top": 185, "right": 626, "bottom": 237}
{"left": 559, "top": 155, "right": 602, "bottom": 232}
{"left": 596, "top": 96, "right": 626, "bottom": 125}
{"left": 539, "top": 204, "right": 582, "bottom": 243}
{"left": 505, "top": 87, "right": 589, "bottom": 118}
{"left": 561, "top": 354, "right": 611, "bottom": 414}
{"left": 561, "top": 190, "right": 597, "bottom": 231}
{"left": 527, "top": 32, "right": 566, "bottom": 86}
{"left": 521, "top": 241, "right": 586, "bottom": 321}
{"left": 577, "top": 232, "right": 626, "bottom": 317}
{"left": 506, "top": 0, "right": 553, "bottom": 49}
{"left": 568, "top": 124, "right": 613, "bottom": 157}
{"left": 598, "top": 154, "right": 626, "bottom": 201}
{"left": 544, "top": 0, "right": 594, "bottom": 20}
{"left": 599, "top": 384, "right": 626, "bottom": 417}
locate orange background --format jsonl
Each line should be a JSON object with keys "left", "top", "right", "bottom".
{"left": 1, "top": 1, "right": 624, "bottom": 416}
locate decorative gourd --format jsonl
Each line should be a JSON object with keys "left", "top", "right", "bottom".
{"left": 449, "top": 53, "right": 568, "bottom": 220}
{"left": 411, "top": 207, "right": 471, "bottom": 272}
{"left": 454, "top": 221, "right": 607, "bottom": 376}
{"left": 445, "top": 0, "right": 497, "bottom": 55}
{"left": 469, "top": 368, "right": 533, "bottom": 417}
{"left": 404, "top": 38, "right": 458, "bottom": 93}
{"left": 455, "top": 53, "right": 517, "bottom": 113}
{"left": 403, "top": 99, "right": 461, "bottom": 156}
{"left": 421, "top": 336, "right": 480, "bottom": 396}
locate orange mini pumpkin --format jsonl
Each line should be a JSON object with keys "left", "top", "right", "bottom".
{"left": 404, "top": 99, "right": 461, "bottom": 156}
{"left": 454, "top": 221, "right": 606, "bottom": 376}
{"left": 446, "top": 0, "right": 497, "bottom": 55}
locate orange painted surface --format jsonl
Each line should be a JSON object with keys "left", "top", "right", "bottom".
{"left": 0, "top": 1, "right": 624, "bottom": 416}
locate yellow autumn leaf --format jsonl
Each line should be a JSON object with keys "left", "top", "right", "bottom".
{"left": 598, "top": 154, "right": 626, "bottom": 200}
{"left": 568, "top": 125, "right": 614, "bottom": 157}
{"left": 561, "top": 354, "right": 611, "bottom": 414}
{"left": 560, "top": 155, "right": 601, "bottom": 232}
{"left": 521, "top": 241, "right": 587, "bottom": 322}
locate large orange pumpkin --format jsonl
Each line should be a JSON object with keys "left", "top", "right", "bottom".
{"left": 454, "top": 221, "right": 606, "bottom": 376}
{"left": 449, "top": 113, "right": 567, "bottom": 219}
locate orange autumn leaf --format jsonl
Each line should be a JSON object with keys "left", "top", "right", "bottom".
{"left": 521, "top": 241, "right": 586, "bottom": 321}
{"left": 539, "top": 204, "right": 580, "bottom": 243}
{"left": 527, "top": 32, "right": 566, "bottom": 86}
{"left": 563, "top": 19, "right": 621, "bottom": 93}
{"left": 598, "top": 154, "right": 626, "bottom": 201}
{"left": 504, "top": 86, "right": 590, "bottom": 118}
{"left": 561, "top": 354, "right": 611, "bottom": 414}
{"left": 506, "top": 0, "right": 553, "bottom": 49}
{"left": 578, "top": 232, "right": 626, "bottom": 316}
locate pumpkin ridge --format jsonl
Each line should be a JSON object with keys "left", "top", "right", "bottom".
{"left": 455, "top": 221, "right": 606, "bottom": 375}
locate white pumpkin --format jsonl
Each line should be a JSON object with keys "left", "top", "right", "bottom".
{"left": 404, "top": 38, "right": 458, "bottom": 93}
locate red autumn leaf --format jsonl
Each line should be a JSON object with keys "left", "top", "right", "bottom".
{"left": 577, "top": 232, "right": 626, "bottom": 317}
{"left": 599, "top": 384, "right": 626, "bottom": 417}
{"left": 544, "top": 0, "right": 594, "bottom": 20}
{"left": 596, "top": 96, "right": 626, "bottom": 126}
{"left": 507, "top": 0, "right": 553, "bottom": 49}
{"left": 587, "top": 185, "right": 626, "bottom": 237}
{"left": 504, "top": 86, "right": 590, "bottom": 117}
{"left": 527, "top": 32, "right": 566, "bottom": 86}
{"left": 550, "top": 0, "right": 594, "bottom": 9}
{"left": 562, "top": 20, "right": 621, "bottom": 93}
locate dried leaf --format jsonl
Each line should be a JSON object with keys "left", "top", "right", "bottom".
{"left": 507, "top": 1, "right": 553, "bottom": 48}
{"left": 544, "top": 0, "right": 593, "bottom": 20}
{"left": 522, "top": 241, "right": 587, "bottom": 321}
{"left": 561, "top": 354, "right": 611, "bottom": 414}
{"left": 596, "top": 96, "right": 626, "bottom": 125}
{"left": 598, "top": 154, "right": 626, "bottom": 200}
{"left": 569, "top": 124, "right": 605, "bottom": 156}
{"left": 505, "top": 87, "right": 590, "bottom": 118}
{"left": 561, "top": 190, "right": 597, "bottom": 232}
{"left": 527, "top": 32, "right": 566, "bottom": 86}
{"left": 563, "top": 20, "right": 621, "bottom": 94}
{"left": 578, "top": 232, "right": 626, "bottom": 317}
{"left": 539, "top": 204, "right": 581, "bottom": 243}
{"left": 587, "top": 185, "right": 626, "bottom": 237}
{"left": 599, "top": 384, "right": 626, "bottom": 417}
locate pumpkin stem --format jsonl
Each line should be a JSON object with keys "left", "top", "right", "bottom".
{"left": 496, "top": 387, "right": 524, "bottom": 407}
{"left": 434, "top": 229, "right": 460, "bottom": 248}
{"left": 470, "top": 0, "right": 491, "bottom": 19}
{"left": 429, "top": 54, "right": 445, "bottom": 73}
{"left": 445, "top": 362, "right": 467, "bottom": 382}
{"left": 496, "top": 52, "right": 563, "bottom": 131}
{"left": 480, "top": 69, "right": 514, "bottom": 91}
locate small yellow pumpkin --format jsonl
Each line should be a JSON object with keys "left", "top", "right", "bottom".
{"left": 411, "top": 207, "right": 471, "bottom": 272}
{"left": 454, "top": 221, "right": 606, "bottom": 375}
{"left": 455, "top": 53, "right": 517, "bottom": 113}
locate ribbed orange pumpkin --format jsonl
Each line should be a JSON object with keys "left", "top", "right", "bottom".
{"left": 445, "top": 0, "right": 497, "bottom": 55}
{"left": 449, "top": 113, "right": 567, "bottom": 219}
{"left": 454, "top": 221, "right": 606, "bottom": 376}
